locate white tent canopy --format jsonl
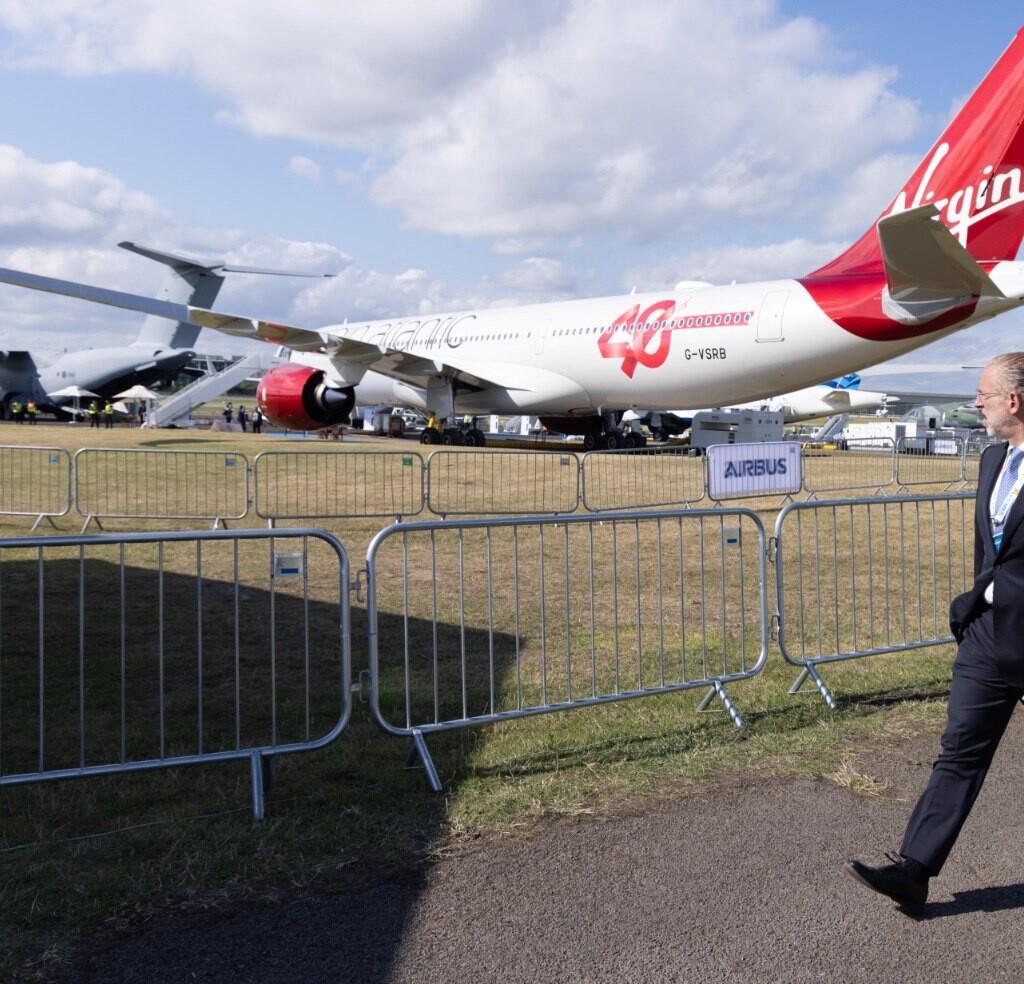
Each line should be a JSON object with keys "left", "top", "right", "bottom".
{"left": 113, "top": 384, "right": 161, "bottom": 400}
{"left": 48, "top": 385, "right": 100, "bottom": 399}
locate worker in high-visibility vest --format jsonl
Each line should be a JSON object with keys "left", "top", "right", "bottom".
{"left": 103, "top": 401, "right": 114, "bottom": 429}
{"left": 9, "top": 400, "right": 22, "bottom": 422}
{"left": 87, "top": 401, "right": 100, "bottom": 427}
{"left": 25, "top": 400, "right": 37, "bottom": 424}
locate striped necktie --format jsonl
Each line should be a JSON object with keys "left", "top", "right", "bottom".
{"left": 992, "top": 449, "right": 1022, "bottom": 549}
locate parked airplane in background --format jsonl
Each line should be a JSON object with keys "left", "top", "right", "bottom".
{"left": 0, "top": 241, "right": 333, "bottom": 416}
{"left": 903, "top": 402, "right": 983, "bottom": 429}
{"left": 1, "top": 29, "right": 1024, "bottom": 442}
{"left": 632, "top": 374, "right": 892, "bottom": 444}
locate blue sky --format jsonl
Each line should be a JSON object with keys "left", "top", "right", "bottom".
{"left": 0, "top": 1, "right": 1021, "bottom": 382}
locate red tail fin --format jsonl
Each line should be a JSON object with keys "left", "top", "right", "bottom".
{"left": 810, "top": 28, "right": 1024, "bottom": 278}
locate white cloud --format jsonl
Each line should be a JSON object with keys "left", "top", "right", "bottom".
{"left": 0, "top": 1, "right": 924, "bottom": 245}
{"left": 287, "top": 155, "right": 322, "bottom": 181}
{"left": 499, "top": 257, "right": 577, "bottom": 295}
{"left": 0, "top": 144, "right": 166, "bottom": 245}
{"left": 0, "top": 146, "right": 443, "bottom": 360}
{"left": 822, "top": 153, "right": 919, "bottom": 238}
{"left": 624, "top": 238, "right": 846, "bottom": 290}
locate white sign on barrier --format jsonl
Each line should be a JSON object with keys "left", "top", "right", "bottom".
{"left": 707, "top": 441, "right": 802, "bottom": 499}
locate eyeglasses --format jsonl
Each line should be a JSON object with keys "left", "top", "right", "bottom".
{"left": 975, "top": 390, "right": 1008, "bottom": 402}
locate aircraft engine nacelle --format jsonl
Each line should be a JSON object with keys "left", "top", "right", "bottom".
{"left": 256, "top": 363, "right": 356, "bottom": 431}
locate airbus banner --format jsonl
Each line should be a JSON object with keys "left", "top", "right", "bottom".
{"left": 707, "top": 441, "right": 802, "bottom": 500}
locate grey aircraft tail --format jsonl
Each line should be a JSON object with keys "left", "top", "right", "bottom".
{"left": 120, "top": 241, "right": 334, "bottom": 350}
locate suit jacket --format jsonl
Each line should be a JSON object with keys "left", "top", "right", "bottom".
{"left": 950, "top": 442, "right": 1024, "bottom": 678}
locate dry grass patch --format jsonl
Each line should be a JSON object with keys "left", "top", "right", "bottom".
{"left": 826, "top": 757, "right": 890, "bottom": 798}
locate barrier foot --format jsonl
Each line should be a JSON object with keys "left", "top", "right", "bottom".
{"left": 790, "top": 665, "right": 837, "bottom": 711}
{"left": 249, "top": 751, "right": 267, "bottom": 821}
{"left": 212, "top": 517, "right": 229, "bottom": 530}
{"left": 696, "top": 683, "right": 746, "bottom": 729}
{"left": 80, "top": 515, "right": 102, "bottom": 533}
{"left": 30, "top": 514, "right": 58, "bottom": 532}
{"left": 407, "top": 729, "right": 443, "bottom": 792}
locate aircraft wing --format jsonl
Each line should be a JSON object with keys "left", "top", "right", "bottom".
{"left": 0, "top": 265, "right": 540, "bottom": 393}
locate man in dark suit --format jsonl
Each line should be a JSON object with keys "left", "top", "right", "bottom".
{"left": 847, "top": 352, "right": 1024, "bottom": 911}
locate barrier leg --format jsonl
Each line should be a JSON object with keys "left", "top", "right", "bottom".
{"left": 406, "top": 728, "right": 442, "bottom": 792}
{"left": 80, "top": 515, "right": 103, "bottom": 533}
{"left": 788, "top": 667, "right": 810, "bottom": 694}
{"left": 249, "top": 750, "right": 267, "bottom": 821}
{"left": 789, "top": 664, "right": 837, "bottom": 711}
{"left": 30, "top": 514, "right": 58, "bottom": 532}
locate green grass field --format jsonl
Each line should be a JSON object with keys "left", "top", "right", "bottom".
{"left": 0, "top": 421, "right": 971, "bottom": 980}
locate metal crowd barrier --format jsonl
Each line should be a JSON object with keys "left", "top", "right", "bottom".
{"left": 894, "top": 435, "right": 966, "bottom": 490}
{"left": 73, "top": 448, "right": 251, "bottom": 532}
{"left": 580, "top": 446, "right": 705, "bottom": 511}
{"left": 366, "top": 507, "right": 769, "bottom": 789}
{"left": 773, "top": 492, "right": 973, "bottom": 708}
{"left": 963, "top": 434, "right": 1000, "bottom": 486}
{"left": 0, "top": 445, "right": 73, "bottom": 530}
{"left": 802, "top": 438, "right": 896, "bottom": 498}
{"left": 425, "top": 449, "right": 580, "bottom": 517}
{"left": 0, "top": 527, "right": 351, "bottom": 819}
{"left": 253, "top": 449, "right": 425, "bottom": 524}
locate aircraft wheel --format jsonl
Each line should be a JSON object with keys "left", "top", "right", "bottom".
{"left": 624, "top": 432, "right": 642, "bottom": 449}
{"left": 582, "top": 432, "right": 599, "bottom": 452}
{"left": 468, "top": 428, "right": 486, "bottom": 447}
{"left": 441, "top": 429, "right": 466, "bottom": 446}
{"left": 420, "top": 427, "right": 442, "bottom": 445}
{"left": 603, "top": 430, "right": 624, "bottom": 450}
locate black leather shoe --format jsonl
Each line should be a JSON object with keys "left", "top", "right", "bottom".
{"left": 845, "top": 853, "right": 929, "bottom": 909}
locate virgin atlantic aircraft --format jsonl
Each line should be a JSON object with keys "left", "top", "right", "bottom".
{"left": 2, "top": 29, "right": 1024, "bottom": 449}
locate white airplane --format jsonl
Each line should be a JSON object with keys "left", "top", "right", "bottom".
{"left": 2, "top": 29, "right": 1024, "bottom": 447}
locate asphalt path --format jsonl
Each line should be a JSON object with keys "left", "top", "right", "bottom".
{"left": 59, "top": 712, "right": 1024, "bottom": 983}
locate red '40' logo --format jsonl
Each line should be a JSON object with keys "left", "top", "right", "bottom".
{"left": 597, "top": 300, "right": 677, "bottom": 379}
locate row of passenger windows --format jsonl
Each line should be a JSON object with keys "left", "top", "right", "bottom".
{"left": 378, "top": 309, "right": 755, "bottom": 349}
{"left": 552, "top": 311, "right": 754, "bottom": 337}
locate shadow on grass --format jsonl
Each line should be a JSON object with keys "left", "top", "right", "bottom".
{"left": 0, "top": 546, "right": 516, "bottom": 984}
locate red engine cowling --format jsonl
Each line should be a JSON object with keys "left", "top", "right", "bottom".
{"left": 256, "top": 364, "right": 356, "bottom": 431}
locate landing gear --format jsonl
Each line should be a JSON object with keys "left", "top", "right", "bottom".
{"left": 441, "top": 428, "right": 465, "bottom": 446}
{"left": 595, "top": 429, "right": 646, "bottom": 450}
{"left": 420, "top": 427, "right": 442, "bottom": 445}
{"left": 466, "top": 427, "right": 486, "bottom": 447}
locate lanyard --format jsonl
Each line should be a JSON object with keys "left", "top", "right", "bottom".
{"left": 991, "top": 454, "right": 1024, "bottom": 528}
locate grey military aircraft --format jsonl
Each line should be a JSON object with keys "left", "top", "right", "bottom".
{"left": 0, "top": 241, "right": 332, "bottom": 417}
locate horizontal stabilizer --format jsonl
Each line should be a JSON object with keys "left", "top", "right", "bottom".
{"left": 878, "top": 205, "right": 1004, "bottom": 301}
{"left": 119, "top": 241, "right": 336, "bottom": 278}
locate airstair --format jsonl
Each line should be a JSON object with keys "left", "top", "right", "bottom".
{"left": 810, "top": 413, "right": 848, "bottom": 443}
{"left": 145, "top": 349, "right": 283, "bottom": 427}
